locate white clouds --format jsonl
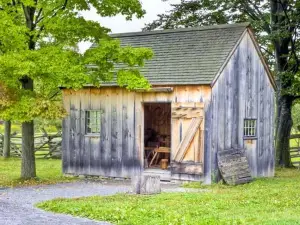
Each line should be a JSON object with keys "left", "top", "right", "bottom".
{"left": 79, "top": 0, "right": 180, "bottom": 52}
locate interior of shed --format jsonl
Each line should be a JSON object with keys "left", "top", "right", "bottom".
{"left": 144, "top": 103, "right": 171, "bottom": 170}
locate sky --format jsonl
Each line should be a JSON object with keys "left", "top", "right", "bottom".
{"left": 79, "top": 0, "right": 180, "bottom": 52}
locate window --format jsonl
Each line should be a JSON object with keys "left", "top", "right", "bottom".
{"left": 85, "top": 110, "right": 101, "bottom": 134}
{"left": 244, "top": 119, "right": 257, "bottom": 138}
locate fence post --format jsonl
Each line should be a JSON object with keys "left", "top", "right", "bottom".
{"left": 3, "top": 120, "right": 11, "bottom": 158}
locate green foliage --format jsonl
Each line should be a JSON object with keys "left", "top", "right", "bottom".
{"left": 37, "top": 168, "right": 300, "bottom": 225}
{"left": 0, "top": 0, "right": 152, "bottom": 122}
{"left": 0, "top": 157, "right": 76, "bottom": 187}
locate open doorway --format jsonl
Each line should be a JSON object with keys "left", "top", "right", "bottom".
{"left": 144, "top": 103, "right": 171, "bottom": 170}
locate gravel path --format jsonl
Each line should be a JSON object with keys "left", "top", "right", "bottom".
{"left": 0, "top": 180, "right": 195, "bottom": 225}
{"left": 0, "top": 181, "right": 130, "bottom": 225}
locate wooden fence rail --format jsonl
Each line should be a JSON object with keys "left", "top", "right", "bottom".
{"left": 290, "top": 134, "right": 300, "bottom": 167}
{"left": 0, "top": 132, "right": 62, "bottom": 159}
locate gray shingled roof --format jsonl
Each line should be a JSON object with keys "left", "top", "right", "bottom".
{"left": 93, "top": 23, "right": 249, "bottom": 85}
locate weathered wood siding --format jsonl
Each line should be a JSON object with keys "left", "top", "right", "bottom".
{"left": 62, "top": 85, "right": 211, "bottom": 178}
{"left": 206, "top": 31, "right": 275, "bottom": 183}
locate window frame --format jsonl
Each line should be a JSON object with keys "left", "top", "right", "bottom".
{"left": 85, "top": 110, "right": 101, "bottom": 136}
{"left": 243, "top": 118, "right": 257, "bottom": 139}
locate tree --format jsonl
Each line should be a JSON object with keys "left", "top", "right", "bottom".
{"left": 145, "top": 0, "right": 300, "bottom": 167}
{"left": 0, "top": 0, "right": 152, "bottom": 179}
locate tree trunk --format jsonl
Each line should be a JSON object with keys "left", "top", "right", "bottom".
{"left": 3, "top": 120, "right": 11, "bottom": 158}
{"left": 275, "top": 95, "right": 293, "bottom": 167}
{"left": 270, "top": 0, "right": 295, "bottom": 167}
{"left": 21, "top": 77, "right": 36, "bottom": 179}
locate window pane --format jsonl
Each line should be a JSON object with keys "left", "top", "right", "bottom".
{"left": 85, "top": 110, "right": 101, "bottom": 134}
{"left": 244, "top": 119, "right": 256, "bottom": 137}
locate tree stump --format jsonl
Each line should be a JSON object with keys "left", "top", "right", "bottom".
{"left": 131, "top": 175, "right": 161, "bottom": 194}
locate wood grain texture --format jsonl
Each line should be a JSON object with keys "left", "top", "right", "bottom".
{"left": 62, "top": 85, "right": 210, "bottom": 181}
{"left": 173, "top": 117, "right": 202, "bottom": 162}
{"left": 90, "top": 89, "right": 101, "bottom": 175}
{"left": 210, "top": 31, "right": 275, "bottom": 182}
{"left": 171, "top": 161, "right": 203, "bottom": 175}
{"left": 218, "top": 148, "right": 252, "bottom": 185}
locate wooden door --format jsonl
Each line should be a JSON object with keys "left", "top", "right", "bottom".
{"left": 171, "top": 102, "right": 204, "bottom": 175}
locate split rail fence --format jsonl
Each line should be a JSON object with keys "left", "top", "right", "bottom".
{"left": 0, "top": 131, "right": 62, "bottom": 159}
{"left": 290, "top": 134, "right": 300, "bottom": 167}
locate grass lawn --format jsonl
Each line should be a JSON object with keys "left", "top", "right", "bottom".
{"left": 38, "top": 169, "right": 300, "bottom": 225}
{"left": 0, "top": 157, "right": 76, "bottom": 187}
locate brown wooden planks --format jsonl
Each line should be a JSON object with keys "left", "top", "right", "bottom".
{"left": 110, "top": 88, "right": 118, "bottom": 177}
{"left": 90, "top": 88, "right": 101, "bottom": 175}
{"left": 217, "top": 148, "right": 252, "bottom": 185}
{"left": 171, "top": 161, "right": 203, "bottom": 175}
{"left": 173, "top": 118, "right": 203, "bottom": 162}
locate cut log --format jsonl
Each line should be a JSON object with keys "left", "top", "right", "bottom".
{"left": 131, "top": 175, "right": 161, "bottom": 194}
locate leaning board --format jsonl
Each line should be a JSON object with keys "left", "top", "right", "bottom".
{"left": 217, "top": 148, "right": 252, "bottom": 185}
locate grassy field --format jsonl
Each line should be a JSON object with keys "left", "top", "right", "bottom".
{"left": 37, "top": 169, "right": 300, "bottom": 225}
{"left": 0, "top": 157, "right": 75, "bottom": 187}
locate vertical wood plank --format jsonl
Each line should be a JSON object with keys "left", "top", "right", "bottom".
{"left": 105, "top": 88, "right": 112, "bottom": 176}
{"left": 211, "top": 82, "right": 219, "bottom": 181}
{"left": 204, "top": 100, "right": 212, "bottom": 184}
{"left": 231, "top": 45, "right": 239, "bottom": 149}
{"left": 258, "top": 63, "right": 265, "bottom": 176}
{"left": 127, "top": 91, "right": 136, "bottom": 176}
{"left": 134, "top": 92, "right": 143, "bottom": 173}
{"left": 224, "top": 63, "right": 233, "bottom": 149}
{"left": 116, "top": 88, "right": 123, "bottom": 176}
{"left": 122, "top": 90, "right": 130, "bottom": 177}
{"left": 73, "top": 90, "right": 81, "bottom": 175}
{"left": 80, "top": 88, "right": 91, "bottom": 175}
{"left": 217, "top": 74, "right": 225, "bottom": 153}
{"left": 110, "top": 88, "right": 118, "bottom": 177}
{"left": 90, "top": 88, "right": 101, "bottom": 175}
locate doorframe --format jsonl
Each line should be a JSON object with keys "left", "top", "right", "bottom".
{"left": 141, "top": 101, "right": 172, "bottom": 170}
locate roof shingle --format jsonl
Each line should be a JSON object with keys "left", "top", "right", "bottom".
{"left": 93, "top": 23, "right": 249, "bottom": 85}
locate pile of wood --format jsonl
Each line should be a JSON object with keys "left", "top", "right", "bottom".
{"left": 218, "top": 148, "right": 252, "bottom": 185}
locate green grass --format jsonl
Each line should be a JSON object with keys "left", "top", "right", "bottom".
{"left": 0, "top": 157, "right": 76, "bottom": 187}
{"left": 37, "top": 169, "right": 300, "bottom": 225}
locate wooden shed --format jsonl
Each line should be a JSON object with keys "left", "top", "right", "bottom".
{"left": 62, "top": 23, "right": 276, "bottom": 183}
